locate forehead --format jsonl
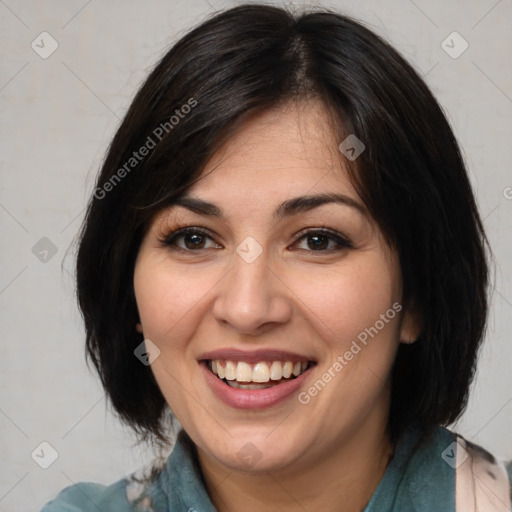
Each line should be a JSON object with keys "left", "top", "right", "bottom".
{"left": 188, "top": 99, "right": 357, "bottom": 201}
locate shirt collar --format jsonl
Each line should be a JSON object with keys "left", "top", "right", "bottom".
{"left": 161, "top": 423, "right": 455, "bottom": 512}
{"left": 161, "top": 429, "right": 217, "bottom": 511}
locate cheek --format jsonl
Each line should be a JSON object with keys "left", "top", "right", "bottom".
{"left": 293, "top": 261, "right": 401, "bottom": 421}
{"left": 293, "top": 258, "right": 400, "bottom": 347}
{"left": 133, "top": 255, "right": 216, "bottom": 342}
{"left": 133, "top": 256, "right": 216, "bottom": 415}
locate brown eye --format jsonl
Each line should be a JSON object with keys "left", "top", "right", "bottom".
{"left": 162, "top": 227, "right": 221, "bottom": 251}
{"left": 306, "top": 234, "right": 330, "bottom": 250}
{"left": 294, "top": 229, "right": 353, "bottom": 252}
{"left": 181, "top": 233, "right": 206, "bottom": 249}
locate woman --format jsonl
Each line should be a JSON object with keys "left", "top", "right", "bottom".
{"left": 42, "top": 4, "right": 511, "bottom": 511}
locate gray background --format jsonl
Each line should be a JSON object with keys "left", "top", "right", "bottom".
{"left": 0, "top": 0, "right": 511, "bottom": 510}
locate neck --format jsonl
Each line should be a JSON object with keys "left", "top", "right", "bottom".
{"left": 197, "top": 406, "right": 394, "bottom": 512}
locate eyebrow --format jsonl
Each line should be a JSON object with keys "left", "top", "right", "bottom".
{"left": 172, "top": 193, "right": 368, "bottom": 219}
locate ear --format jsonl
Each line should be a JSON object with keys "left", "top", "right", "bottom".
{"left": 135, "top": 322, "right": 143, "bottom": 333}
{"left": 399, "top": 300, "right": 422, "bottom": 345}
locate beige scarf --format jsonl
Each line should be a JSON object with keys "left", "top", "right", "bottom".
{"left": 455, "top": 435, "right": 511, "bottom": 511}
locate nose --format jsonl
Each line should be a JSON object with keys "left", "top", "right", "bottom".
{"left": 211, "top": 248, "right": 293, "bottom": 336}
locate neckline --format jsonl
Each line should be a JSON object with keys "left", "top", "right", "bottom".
{"left": 164, "top": 422, "right": 429, "bottom": 512}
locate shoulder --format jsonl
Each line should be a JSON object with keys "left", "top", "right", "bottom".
{"left": 40, "top": 429, "right": 215, "bottom": 512}
{"left": 377, "top": 424, "right": 511, "bottom": 512}
{"left": 41, "top": 460, "right": 167, "bottom": 512}
{"left": 453, "top": 433, "right": 512, "bottom": 511}
{"left": 40, "top": 479, "right": 132, "bottom": 511}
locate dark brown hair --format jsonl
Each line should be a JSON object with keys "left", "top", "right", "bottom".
{"left": 75, "top": 4, "right": 491, "bottom": 446}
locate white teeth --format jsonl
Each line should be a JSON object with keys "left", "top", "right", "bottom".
{"left": 252, "top": 362, "right": 270, "bottom": 382}
{"left": 269, "top": 361, "right": 283, "bottom": 381}
{"left": 224, "top": 361, "right": 236, "bottom": 381}
{"left": 216, "top": 361, "right": 225, "bottom": 379}
{"left": 282, "top": 361, "right": 293, "bottom": 378}
{"left": 209, "top": 359, "right": 310, "bottom": 383}
{"left": 236, "top": 361, "right": 252, "bottom": 382}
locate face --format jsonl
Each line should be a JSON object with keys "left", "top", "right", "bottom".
{"left": 133, "top": 100, "right": 419, "bottom": 473}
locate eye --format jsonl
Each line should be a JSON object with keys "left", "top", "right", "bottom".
{"left": 293, "top": 229, "right": 353, "bottom": 252}
{"left": 161, "top": 227, "right": 221, "bottom": 251}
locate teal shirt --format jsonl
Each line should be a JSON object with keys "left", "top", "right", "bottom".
{"left": 41, "top": 424, "right": 512, "bottom": 511}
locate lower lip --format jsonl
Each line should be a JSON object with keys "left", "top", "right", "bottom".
{"left": 201, "top": 362, "right": 312, "bottom": 410}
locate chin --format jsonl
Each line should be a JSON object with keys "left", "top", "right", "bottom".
{"left": 192, "top": 422, "right": 310, "bottom": 472}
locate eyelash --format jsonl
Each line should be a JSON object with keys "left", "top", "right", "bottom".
{"left": 159, "top": 226, "right": 353, "bottom": 253}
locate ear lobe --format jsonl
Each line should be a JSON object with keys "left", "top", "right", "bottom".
{"left": 399, "top": 301, "right": 422, "bottom": 344}
{"left": 135, "top": 322, "right": 143, "bottom": 333}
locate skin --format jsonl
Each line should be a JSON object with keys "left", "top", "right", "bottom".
{"left": 133, "top": 99, "right": 421, "bottom": 512}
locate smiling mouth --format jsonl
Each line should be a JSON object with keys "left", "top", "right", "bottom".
{"left": 206, "top": 359, "right": 314, "bottom": 390}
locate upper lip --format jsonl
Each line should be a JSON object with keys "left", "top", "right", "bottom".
{"left": 198, "top": 348, "right": 316, "bottom": 364}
